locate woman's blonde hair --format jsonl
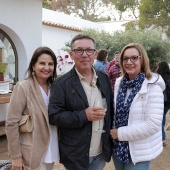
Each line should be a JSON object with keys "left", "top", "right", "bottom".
{"left": 120, "top": 43, "right": 152, "bottom": 79}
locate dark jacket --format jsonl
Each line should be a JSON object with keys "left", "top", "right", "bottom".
{"left": 162, "top": 74, "right": 170, "bottom": 104}
{"left": 48, "top": 67, "right": 113, "bottom": 170}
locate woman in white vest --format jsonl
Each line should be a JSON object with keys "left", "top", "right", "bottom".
{"left": 110, "top": 43, "right": 165, "bottom": 170}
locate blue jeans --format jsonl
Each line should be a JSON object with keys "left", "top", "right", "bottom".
{"left": 112, "top": 154, "right": 150, "bottom": 170}
{"left": 65, "top": 153, "right": 106, "bottom": 170}
{"left": 162, "top": 104, "right": 170, "bottom": 140}
{"left": 88, "top": 153, "right": 106, "bottom": 170}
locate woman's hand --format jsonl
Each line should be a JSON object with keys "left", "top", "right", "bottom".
{"left": 110, "top": 128, "right": 118, "bottom": 139}
{"left": 11, "top": 158, "right": 25, "bottom": 170}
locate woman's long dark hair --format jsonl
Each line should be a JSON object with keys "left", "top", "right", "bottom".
{"left": 26, "top": 47, "right": 57, "bottom": 85}
{"left": 156, "top": 61, "right": 170, "bottom": 81}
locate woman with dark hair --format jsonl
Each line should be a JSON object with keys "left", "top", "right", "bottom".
{"left": 156, "top": 61, "right": 170, "bottom": 146}
{"left": 93, "top": 49, "right": 109, "bottom": 72}
{"left": 6, "top": 47, "right": 59, "bottom": 170}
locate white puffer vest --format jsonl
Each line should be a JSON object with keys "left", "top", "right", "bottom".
{"left": 114, "top": 73, "right": 165, "bottom": 163}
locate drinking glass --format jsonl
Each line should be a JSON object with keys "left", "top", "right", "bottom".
{"left": 93, "top": 98, "right": 107, "bottom": 133}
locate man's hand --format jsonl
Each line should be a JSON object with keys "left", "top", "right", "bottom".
{"left": 85, "top": 107, "right": 106, "bottom": 121}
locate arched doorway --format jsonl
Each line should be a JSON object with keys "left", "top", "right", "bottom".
{"left": 0, "top": 29, "right": 18, "bottom": 83}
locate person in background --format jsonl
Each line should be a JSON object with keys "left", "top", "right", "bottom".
{"left": 106, "top": 51, "right": 120, "bottom": 73}
{"left": 110, "top": 43, "right": 165, "bottom": 170}
{"left": 48, "top": 34, "right": 113, "bottom": 170}
{"left": 5, "top": 47, "right": 59, "bottom": 170}
{"left": 93, "top": 49, "right": 109, "bottom": 72}
{"left": 107, "top": 52, "right": 121, "bottom": 92}
{"left": 156, "top": 61, "right": 170, "bottom": 146}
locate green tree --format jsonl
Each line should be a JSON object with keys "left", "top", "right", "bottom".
{"left": 125, "top": 21, "right": 138, "bottom": 31}
{"left": 139, "top": 0, "right": 170, "bottom": 35}
{"left": 110, "top": 0, "right": 140, "bottom": 19}
{"left": 64, "top": 29, "right": 170, "bottom": 70}
{"left": 43, "top": 1, "right": 53, "bottom": 9}
{"left": 43, "top": 0, "right": 113, "bottom": 22}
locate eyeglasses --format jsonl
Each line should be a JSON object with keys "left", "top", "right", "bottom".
{"left": 72, "top": 49, "right": 96, "bottom": 56}
{"left": 122, "top": 56, "right": 139, "bottom": 63}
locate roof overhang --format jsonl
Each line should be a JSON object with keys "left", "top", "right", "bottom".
{"left": 42, "top": 20, "right": 83, "bottom": 32}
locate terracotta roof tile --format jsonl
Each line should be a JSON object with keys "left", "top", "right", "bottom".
{"left": 42, "top": 20, "right": 83, "bottom": 32}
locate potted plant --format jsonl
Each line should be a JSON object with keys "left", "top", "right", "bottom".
{"left": 0, "top": 62, "right": 8, "bottom": 81}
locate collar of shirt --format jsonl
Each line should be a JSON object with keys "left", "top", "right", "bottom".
{"left": 75, "top": 67, "right": 98, "bottom": 87}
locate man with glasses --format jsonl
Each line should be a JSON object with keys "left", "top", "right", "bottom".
{"left": 48, "top": 34, "right": 113, "bottom": 170}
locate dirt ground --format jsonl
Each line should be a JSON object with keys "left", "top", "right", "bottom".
{"left": 0, "top": 113, "right": 170, "bottom": 170}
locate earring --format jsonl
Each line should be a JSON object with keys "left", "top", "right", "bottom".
{"left": 32, "top": 70, "right": 35, "bottom": 76}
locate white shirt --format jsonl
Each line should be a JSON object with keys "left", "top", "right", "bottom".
{"left": 39, "top": 85, "right": 60, "bottom": 163}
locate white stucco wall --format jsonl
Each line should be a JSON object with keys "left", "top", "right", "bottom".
{"left": 43, "top": 8, "right": 105, "bottom": 31}
{"left": 98, "top": 20, "right": 131, "bottom": 34}
{"left": 42, "top": 25, "right": 78, "bottom": 53}
{"left": 0, "top": 0, "right": 42, "bottom": 81}
{"left": 42, "top": 25, "right": 76, "bottom": 75}
{"left": 0, "top": 0, "right": 42, "bottom": 121}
